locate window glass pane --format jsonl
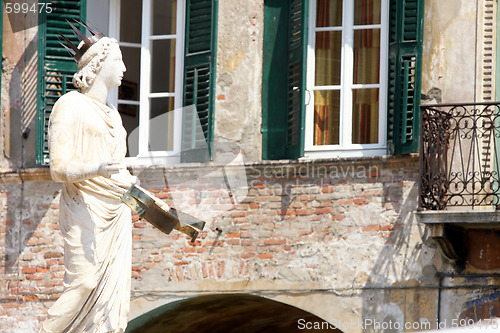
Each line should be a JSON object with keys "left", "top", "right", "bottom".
{"left": 120, "top": 0, "right": 142, "bottom": 43}
{"left": 354, "top": 0, "right": 381, "bottom": 25}
{"left": 314, "top": 90, "right": 340, "bottom": 145}
{"left": 316, "top": 0, "right": 342, "bottom": 27}
{"left": 149, "top": 97, "right": 175, "bottom": 151}
{"left": 352, "top": 88, "right": 379, "bottom": 144}
{"left": 118, "top": 104, "right": 139, "bottom": 157}
{"left": 151, "top": 39, "right": 176, "bottom": 93}
{"left": 119, "top": 46, "right": 140, "bottom": 101}
{"left": 153, "top": 0, "right": 177, "bottom": 35}
{"left": 353, "top": 29, "right": 380, "bottom": 84}
{"left": 315, "top": 31, "right": 342, "bottom": 86}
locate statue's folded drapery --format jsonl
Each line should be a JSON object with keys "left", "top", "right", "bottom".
{"left": 41, "top": 91, "right": 136, "bottom": 333}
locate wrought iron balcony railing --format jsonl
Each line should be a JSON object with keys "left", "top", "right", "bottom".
{"left": 419, "top": 102, "right": 500, "bottom": 210}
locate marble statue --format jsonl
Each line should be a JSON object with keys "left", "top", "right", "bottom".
{"left": 39, "top": 32, "right": 137, "bottom": 332}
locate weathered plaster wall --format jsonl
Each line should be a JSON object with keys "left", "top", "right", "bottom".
{"left": 422, "top": 0, "right": 497, "bottom": 103}
{"left": 1, "top": 9, "right": 39, "bottom": 169}
{"left": 422, "top": 0, "right": 475, "bottom": 103}
{"left": 214, "top": 0, "right": 264, "bottom": 161}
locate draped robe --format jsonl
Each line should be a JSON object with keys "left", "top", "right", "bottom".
{"left": 40, "top": 91, "right": 136, "bottom": 333}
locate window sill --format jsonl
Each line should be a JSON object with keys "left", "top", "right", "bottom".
{"left": 303, "top": 147, "right": 388, "bottom": 159}
{"left": 126, "top": 153, "right": 181, "bottom": 166}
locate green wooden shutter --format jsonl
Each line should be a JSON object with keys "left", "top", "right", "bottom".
{"left": 36, "top": 0, "right": 87, "bottom": 165}
{"left": 262, "top": 0, "right": 307, "bottom": 160}
{"left": 387, "top": 0, "right": 424, "bottom": 155}
{"left": 285, "top": 0, "right": 307, "bottom": 159}
{"left": 262, "top": 0, "right": 289, "bottom": 160}
{"left": 182, "top": 0, "right": 217, "bottom": 162}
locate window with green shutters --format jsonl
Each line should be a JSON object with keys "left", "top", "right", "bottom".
{"left": 262, "top": 0, "right": 425, "bottom": 159}
{"left": 36, "top": 0, "right": 86, "bottom": 165}
{"left": 36, "top": 0, "right": 218, "bottom": 165}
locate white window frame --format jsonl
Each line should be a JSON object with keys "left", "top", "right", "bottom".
{"left": 109, "top": 0, "right": 185, "bottom": 165}
{"left": 304, "top": 0, "right": 389, "bottom": 159}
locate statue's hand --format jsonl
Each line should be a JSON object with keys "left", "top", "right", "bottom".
{"left": 98, "top": 160, "right": 122, "bottom": 178}
{"left": 131, "top": 175, "right": 140, "bottom": 186}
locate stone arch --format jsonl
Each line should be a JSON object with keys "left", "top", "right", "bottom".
{"left": 126, "top": 293, "right": 344, "bottom": 333}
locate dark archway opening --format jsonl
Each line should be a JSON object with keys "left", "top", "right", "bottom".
{"left": 126, "top": 293, "right": 344, "bottom": 333}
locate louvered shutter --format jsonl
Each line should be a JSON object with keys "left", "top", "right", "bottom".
{"left": 285, "top": 0, "right": 307, "bottom": 159}
{"left": 181, "top": 0, "right": 217, "bottom": 162}
{"left": 387, "top": 0, "right": 424, "bottom": 154}
{"left": 36, "top": 0, "right": 86, "bottom": 165}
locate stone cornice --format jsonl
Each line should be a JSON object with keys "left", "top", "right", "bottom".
{"left": 0, "top": 167, "right": 52, "bottom": 183}
{"left": 0, "top": 154, "right": 419, "bottom": 183}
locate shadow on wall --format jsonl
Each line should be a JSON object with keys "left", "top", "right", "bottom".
{"left": 5, "top": 13, "right": 39, "bottom": 168}
{"left": 361, "top": 183, "right": 440, "bottom": 332}
{"left": 2, "top": 17, "right": 58, "bottom": 276}
{"left": 126, "top": 294, "right": 344, "bottom": 333}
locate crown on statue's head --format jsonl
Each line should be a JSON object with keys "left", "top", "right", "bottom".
{"left": 58, "top": 19, "right": 105, "bottom": 62}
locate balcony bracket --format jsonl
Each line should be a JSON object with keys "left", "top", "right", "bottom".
{"left": 428, "top": 224, "right": 461, "bottom": 260}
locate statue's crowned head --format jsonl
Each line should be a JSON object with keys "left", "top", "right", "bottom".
{"left": 59, "top": 19, "right": 121, "bottom": 90}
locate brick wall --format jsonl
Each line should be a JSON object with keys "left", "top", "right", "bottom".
{"left": 128, "top": 155, "right": 419, "bottom": 286}
{"left": 0, "top": 155, "right": 469, "bottom": 331}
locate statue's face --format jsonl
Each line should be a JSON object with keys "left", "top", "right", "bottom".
{"left": 99, "top": 44, "right": 126, "bottom": 89}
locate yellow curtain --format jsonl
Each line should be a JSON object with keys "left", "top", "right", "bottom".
{"left": 352, "top": 0, "right": 380, "bottom": 144}
{"left": 314, "top": 0, "right": 342, "bottom": 145}
{"left": 314, "top": 0, "right": 381, "bottom": 145}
